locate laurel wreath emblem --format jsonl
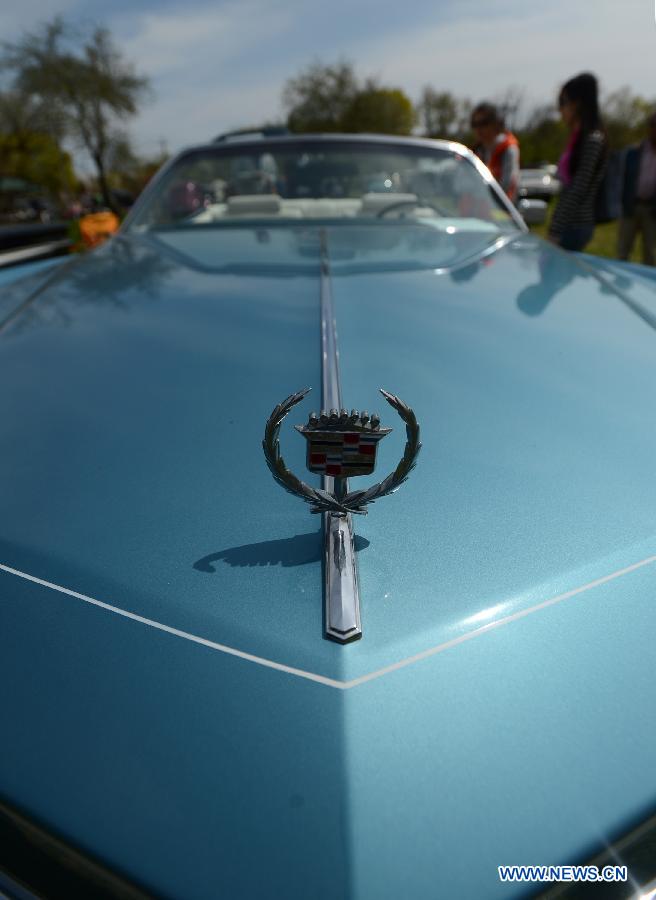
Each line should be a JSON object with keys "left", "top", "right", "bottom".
{"left": 262, "top": 387, "right": 421, "bottom": 515}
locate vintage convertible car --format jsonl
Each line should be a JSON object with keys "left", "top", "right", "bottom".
{"left": 1, "top": 134, "right": 656, "bottom": 900}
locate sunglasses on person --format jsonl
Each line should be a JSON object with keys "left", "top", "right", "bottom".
{"left": 471, "top": 118, "right": 491, "bottom": 128}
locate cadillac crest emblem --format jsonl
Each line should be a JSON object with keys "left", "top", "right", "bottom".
{"left": 296, "top": 411, "right": 391, "bottom": 479}
{"left": 263, "top": 388, "right": 421, "bottom": 516}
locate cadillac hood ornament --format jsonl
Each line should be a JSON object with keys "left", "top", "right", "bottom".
{"left": 263, "top": 388, "right": 420, "bottom": 643}
{"left": 262, "top": 388, "right": 421, "bottom": 516}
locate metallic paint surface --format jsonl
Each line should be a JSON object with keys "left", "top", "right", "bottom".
{"left": 0, "top": 234, "right": 342, "bottom": 676}
{"left": 330, "top": 233, "right": 656, "bottom": 678}
{"left": 0, "top": 256, "right": 68, "bottom": 289}
{"left": 0, "top": 255, "right": 72, "bottom": 325}
{"left": 0, "top": 574, "right": 353, "bottom": 900}
{"left": 1, "top": 554, "right": 654, "bottom": 899}
{"left": 2, "top": 226, "right": 656, "bottom": 898}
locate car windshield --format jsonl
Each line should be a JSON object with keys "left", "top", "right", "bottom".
{"left": 126, "top": 138, "right": 520, "bottom": 234}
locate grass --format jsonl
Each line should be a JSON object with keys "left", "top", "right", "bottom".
{"left": 528, "top": 199, "right": 645, "bottom": 263}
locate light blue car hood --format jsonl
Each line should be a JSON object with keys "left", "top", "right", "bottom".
{"left": 1, "top": 226, "right": 655, "bottom": 898}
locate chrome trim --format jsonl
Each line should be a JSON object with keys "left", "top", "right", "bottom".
{"left": 319, "top": 230, "right": 362, "bottom": 643}
{"left": 432, "top": 233, "right": 520, "bottom": 276}
{"left": 0, "top": 239, "right": 70, "bottom": 269}
{"left": 0, "top": 869, "right": 41, "bottom": 900}
{"left": 539, "top": 808, "right": 656, "bottom": 898}
{"left": 324, "top": 510, "right": 361, "bottom": 642}
{"left": 0, "top": 797, "right": 149, "bottom": 899}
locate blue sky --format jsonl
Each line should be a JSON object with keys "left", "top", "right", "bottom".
{"left": 2, "top": 0, "right": 654, "bottom": 166}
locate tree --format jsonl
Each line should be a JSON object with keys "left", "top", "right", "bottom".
{"left": 418, "top": 88, "right": 473, "bottom": 142}
{"left": 284, "top": 61, "right": 415, "bottom": 135}
{"left": 0, "top": 89, "right": 75, "bottom": 195}
{"left": 419, "top": 88, "right": 458, "bottom": 138}
{"left": 284, "top": 61, "right": 359, "bottom": 133}
{"left": 342, "top": 83, "right": 415, "bottom": 135}
{"left": 0, "top": 88, "right": 65, "bottom": 143}
{"left": 2, "top": 18, "right": 150, "bottom": 210}
{"left": 105, "top": 133, "right": 168, "bottom": 198}
{"left": 493, "top": 86, "right": 525, "bottom": 132}
{"left": 516, "top": 104, "right": 566, "bottom": 167}
{"left": 0, "top": 131, "right": 75, "bottom": 197}
{"left": 603, "top": 87, "right": 655, "bottom": 150}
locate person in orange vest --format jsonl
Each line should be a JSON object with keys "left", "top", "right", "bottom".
{"left": 470, "top": 103, "right": 520, "bottom": 202}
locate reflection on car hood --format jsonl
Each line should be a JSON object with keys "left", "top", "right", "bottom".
{"left": 3, "top": 227, "right": 655, "bottom": 673}
{"left": 2, "top": 227, "right": 656, "bottom": 899}
{"left": 147, "top": 219, "right": 506, "bottom": 274}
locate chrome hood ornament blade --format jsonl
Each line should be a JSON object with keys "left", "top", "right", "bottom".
{"left": 262, "top": 388, "right": 421, "bottom": 642}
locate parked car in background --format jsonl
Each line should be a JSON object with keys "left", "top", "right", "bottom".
{"left": 1, "top": 134, "right": 655, "bottom": 899}
{"left": 0, "top": 187, "right": 60, "bottom": 226}
{"left": 518, "top": 164, "right": 561, "bottom": 203}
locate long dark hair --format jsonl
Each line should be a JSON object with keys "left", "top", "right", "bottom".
{"left": 559, "top": 72, "right": 605, "bottom": 173}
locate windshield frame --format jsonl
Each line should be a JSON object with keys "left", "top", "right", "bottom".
{"left": 121, "top": 134, "right": 527, "bottom": 234}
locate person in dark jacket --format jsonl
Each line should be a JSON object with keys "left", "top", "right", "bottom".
{"left": 617, "top": 111, "right": 656, "bottom": 266}
{"left": 548, "top": 73, "right": 607, "bottom": 251}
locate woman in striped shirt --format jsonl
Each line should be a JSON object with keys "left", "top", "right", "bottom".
{"left": 549, "top": 73, "right": 607, "bottom": 251}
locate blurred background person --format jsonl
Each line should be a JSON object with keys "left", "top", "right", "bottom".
{"left": 617, "top": 110, "right": 656, "bottom": 266}
{"left": 470, "top": 102, "right": 520, "bottom": 202}
{"left": 548, "top": 72, "right": 607, "bottom": 251}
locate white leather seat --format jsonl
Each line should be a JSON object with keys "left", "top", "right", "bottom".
{"left": 360, "top": 192, "right": 418, "bottom": 215}
{"left": 226, "top": 194, "right": 283, "bottom": 216}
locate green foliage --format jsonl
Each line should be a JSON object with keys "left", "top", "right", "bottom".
{"left": 516, "top": 88, "right": 656, "bottom": 165}
{"left": 281, "top": 62, "right": 656, "bottom": 163}
{"left": 604, "top": 87, "right": 655, "bottom": 150}
{"left": 342, "top": 85, "right": 415, "bottom": 135}
{"left": 0, "top": 88, "right": 76, "bottom": 195}
{"left": 418, "top": 88, "right": 460, "bottom": 138}
{"left": 0, "top": 88, "right": 65, "bottom": 143}
{"left": 284, "top": 61, "right": 414, "bottom": 135}
{"left": 284, "top": 61, "right": 359, "bottom": 132}
{"left": 106, "top": 133, "right": 168, "bottom": 197}
{"left": 415, "top": 83, "right": 656, "bottom": 168}
{"left": 0, "top": 130, "right": 75, "bottom": 195}
{"left": 516, "top": 106, "right": 567, "bottom": 167}
{"left": 2, "top": 17, "right": 150, "bottom": 209}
